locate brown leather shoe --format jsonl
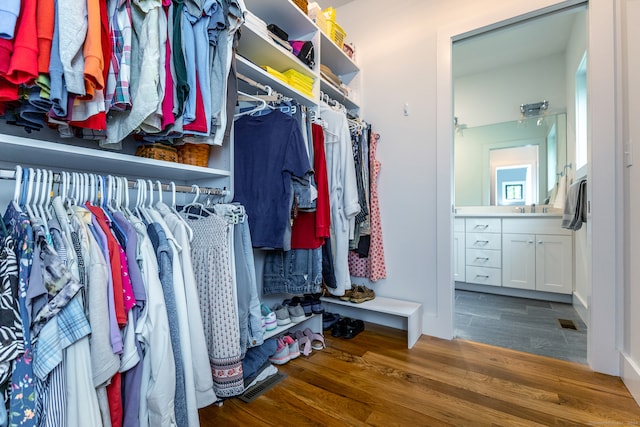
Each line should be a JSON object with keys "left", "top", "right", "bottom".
{"left": 350, "top": 285, "right": 375, "bottom": 303}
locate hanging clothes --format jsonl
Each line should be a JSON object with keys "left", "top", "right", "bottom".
{"left": 319, "top": 104, "right": 361, "bottom": 297}
{"left": 182, "top": 212, "right": 244, "bottom": 398}
{"left": 233, "top": 110, "right": 312, "bottom": 249}
{"left": 348, "top": 131, "right": 387, "bottom": 281}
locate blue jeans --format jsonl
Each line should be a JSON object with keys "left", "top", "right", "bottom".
{"left": 263, "top": 248, "right": 322, "bottom": 295}
{"left": 233, "top": 217, "right": 264, "bottom": 354}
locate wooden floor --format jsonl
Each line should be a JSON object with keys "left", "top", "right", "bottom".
{"left": 199, "top": 323, "right": 640, "bottom": 426}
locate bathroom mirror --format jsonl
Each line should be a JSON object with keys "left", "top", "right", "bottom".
{"left": 452, "top": 5, "right": 585, "bottom": 207}
{"left": 454, "top": 112, "right": 567, "bottom": 207}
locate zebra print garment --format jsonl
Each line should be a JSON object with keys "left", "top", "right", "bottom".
{"left": 0, "top": 235, "right": 24, "bottom": 384}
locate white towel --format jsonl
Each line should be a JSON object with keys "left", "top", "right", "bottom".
{"left": 553, "top": 175, "right": 567, "bottom": 209}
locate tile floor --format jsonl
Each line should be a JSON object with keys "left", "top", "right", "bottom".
{"left": 454, "top": 289, "right": 587, "bottom": 364}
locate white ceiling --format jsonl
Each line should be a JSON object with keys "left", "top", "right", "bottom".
{"left": 453, "top": 8, "right": 584, "bottom": 77}
{"left": 314, "top": 0, "right": 356, "bottom": 9}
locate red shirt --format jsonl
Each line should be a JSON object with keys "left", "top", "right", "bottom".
{"left": 86, "top": 203, "right": 127, "bottom": 326}
{"left": 6, "top": 0, "right": 38, "bottom": 85}
{"left": 291, "top": 123, "right": 331, "bottom": 248}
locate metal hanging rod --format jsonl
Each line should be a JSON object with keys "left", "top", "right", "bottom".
{"left": 0, "top": 168, "right": 229, "bottom": 197}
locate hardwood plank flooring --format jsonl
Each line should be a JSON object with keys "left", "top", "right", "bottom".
{"left": 199, "top": 323, "right": 640, "bottom": 426}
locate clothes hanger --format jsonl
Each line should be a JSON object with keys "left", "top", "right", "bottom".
{"left": 42, "top": 169, "right": 53, "bottom": 221}
{"left": 168, "top": 181, "right": 194, "bottom": 241}
{"left": 122, "top": 177, "right": 135, "bottom": 218}
{"left": 12, "top": 165, "right": 23, "bottom": 211}
{"left": 179, "top": 184, "right": 211, "bottom": 219}
{"left": 136, "top": 179, "right": 153, "bottom": 223}
{"left": 23, "top": 168, "right": 37, "bottom": 221}
{"left": 234, "top": 90, "right": 270, "bottom": 118}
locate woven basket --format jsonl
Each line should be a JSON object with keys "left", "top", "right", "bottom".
{"left": 293, "top": 0, "right": 308, "bottom": 14}
{"left": 177, "top": 143, "right": 211, "bottom": 167}
{"left": 135, "top": 143, "right": 178, "bottom": 163}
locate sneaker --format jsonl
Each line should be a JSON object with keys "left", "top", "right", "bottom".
{"left": 272, "top": 304, "right": 291, "bottom": 326}
{"left": 350, "top": 285, "right": 375, "bottom": 303}
{"left": 308, "top": 294, "right": 324, "bottom": 314}
{"left": 287, "top": 303, "right": 306, "bottom": 323}
{"left": 261, "top": 304, "right": 277, "bottom": 331}
{"left": 268, "top": 337, "right": 291, "bottom": 365}
{"left": 340, "top": 285, "right": 357, "bottom": 302}
{"left": 282, "top": 335, "right": 300, "bottom": 359}
{"left": 322, "top": 312, "right": 340, "bottom": 330}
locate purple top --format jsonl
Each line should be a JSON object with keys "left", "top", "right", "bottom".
{"left": 89, "top": 219, "right": 123, "bottom": 355}
{"left": 113, "top": 212, "right": 146, "bottom": 305}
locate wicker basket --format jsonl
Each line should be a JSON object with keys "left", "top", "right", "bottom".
{"left": 292, "top": 0, "right": 308, "bottom": 14}
{"left": 135, "top": 143, "right": 178, "bottom": 163}
{"left": 177, "top": 143, "right": 211, "bottom": 167}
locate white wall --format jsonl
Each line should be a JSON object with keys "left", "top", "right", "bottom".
{"left": 455, "top": 53, "right": 567, "bottom": 128}
{"left": 621, "top": 0, "right": 640, "bottom": 404}
{"left": 564, "top": 11, "right": 590, "bottom": 322}
{"left": 337, "top": 0, "right": 623, "bottom": 378}
{"left": 335, "top": 0, "right": 477, "bottom": 335}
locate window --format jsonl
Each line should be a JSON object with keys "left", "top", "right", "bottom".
{"left": 575, "top": 52, "right": 587, "bottom": 172}
{"left": 504, "top": 182, "right": 524, "bottom": 201}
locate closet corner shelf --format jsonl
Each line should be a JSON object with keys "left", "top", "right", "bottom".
{"left": 236, "top": 56, "right": 317, "bottom": 107}
{"left": 0, "top": 134, "right": 230, "bottom": 181}
{"left": 238, "top": 20, "right": 316, "bottom": 80}
{"left": 319, "top": 32, "right": 359, "bottom": 77}
{"left": 263, "top": 313, "right": 321, "bottom": 340}
{"left": 320, "top": 78, "right": 359, "bottom": 112}
{"left": 243, "top": 0, "right": 318, "bottom": 39}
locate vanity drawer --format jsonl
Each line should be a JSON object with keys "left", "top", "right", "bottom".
{"left": 466, "top": 248, "right": 501, "bottom": 268}
{"left": 465, "top": 266, "right": 501, "bottom": 286}
{"left": 465, "top": 218, "right": 501, "bottom": 233}
{"left": 466, "top": 232, "right": 501, "bottom": 250}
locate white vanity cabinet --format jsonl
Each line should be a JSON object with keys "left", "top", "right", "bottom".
{"left": 502, "top": 218, "right": 573, "bottom": 294}
{"left": 453, "top": 218, "right": 465, "bottom": 282}
{"left": 464, "top": 218, "right": 502, "bottom": 286}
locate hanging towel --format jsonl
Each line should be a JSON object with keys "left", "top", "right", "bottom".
{"left": 553, "top": 175, "right": 567, "bottom": 209}
{"left": 561, "top": 179, "right": 587, "bottom": 230}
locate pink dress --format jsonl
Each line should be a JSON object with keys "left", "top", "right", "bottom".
{"left": 348, "top": 131, "right": 387, "bottom": 281}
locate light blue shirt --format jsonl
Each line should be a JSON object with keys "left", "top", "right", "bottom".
{"left": 0, "top": 0, "right": 20, "bottom": 39}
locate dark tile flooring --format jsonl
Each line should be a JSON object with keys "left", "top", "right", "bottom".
{"left": 454, "top": 289, "right": 587, "bottom": 364}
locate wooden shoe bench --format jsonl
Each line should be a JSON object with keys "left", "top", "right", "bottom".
{"left": 319, "top": 296, "right": 423, "bottom": 349}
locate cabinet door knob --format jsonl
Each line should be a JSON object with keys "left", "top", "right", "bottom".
{"left": 528, "top": 240, "right": 534, "bottom": 244}
{"left": 538, "top": 241, "right": 543, "bottom": 244}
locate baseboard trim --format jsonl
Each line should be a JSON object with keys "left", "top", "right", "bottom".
{"left": 621, "top": 352, "right": 640, "bottom": 406}
{"left": 455, "top": 282, "right": 573, "bottom": 303}
{"left": 572, "top": 292, "right": 589, "bottom": 327}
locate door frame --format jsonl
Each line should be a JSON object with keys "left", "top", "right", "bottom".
{"left": 435, "top": 0, "right": 622, "bottom": 375}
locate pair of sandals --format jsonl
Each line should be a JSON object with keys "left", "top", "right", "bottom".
{"left": 291, "top": 328, "right": 325, "bottom": 356}
{"left": 331, "top": 317, "right": 365, "bottom": 339}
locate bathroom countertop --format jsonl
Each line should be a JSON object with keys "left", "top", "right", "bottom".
{"left": 455, "top": 212, "right": 563, "bottom": 218}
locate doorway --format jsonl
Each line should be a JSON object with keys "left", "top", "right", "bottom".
{"left": 451, "top": 4, "right": 587, "bottom": 363}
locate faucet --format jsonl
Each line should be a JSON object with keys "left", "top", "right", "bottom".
{"left": 515, "top": 207, "right": 525, "bottom": 213}
{"left": 531, "top": 203, "right": 536, "bottom": 213}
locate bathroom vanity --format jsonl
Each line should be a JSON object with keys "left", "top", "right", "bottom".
{"left": 454, "top": 208, "right": 573, "bottom": 300}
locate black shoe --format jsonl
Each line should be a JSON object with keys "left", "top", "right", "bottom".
{"left": 331, "top": 317, "right": 349, "bottom": 337}
{"left": 343, "top": 318, "right": 365, "bottom": 339}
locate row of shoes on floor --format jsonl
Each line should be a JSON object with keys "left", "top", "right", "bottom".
{"left": 322, "top": 312, "right": 365, "bottom": 339}
{"left": 260, "top": 294, "right": 325, "bottom": 331}
{"left": 268, "top": 328, "right": 325, "bottom": 365}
